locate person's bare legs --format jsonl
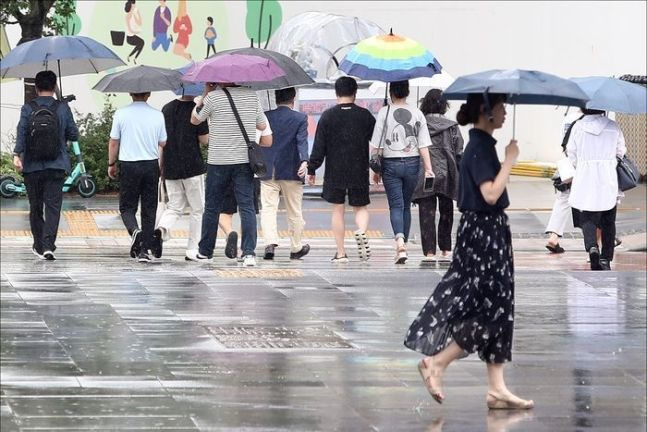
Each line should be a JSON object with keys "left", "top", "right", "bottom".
{"left": 331, "top": 204, "right": 346, "bottom": 257}
{"left": 353, "top": 206, "right": 369, "bottom": 233}
{"left": 486, "top": 363, "right": 534, "bottom": 409}
{"left": 419, "top": 341, "right": 464, "bottom": 402}
{"left": 218, "top": 213, "right": 233, "bottom": 235}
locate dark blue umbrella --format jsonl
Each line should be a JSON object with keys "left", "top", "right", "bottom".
{"left": 444, "top": 69, "right": 590, "bottom": 137}
{"left": 571, "top": 76, "right": 647, "bottom": 114}
{"left": 0, "top": 35, "right": 125, "bottom": 92}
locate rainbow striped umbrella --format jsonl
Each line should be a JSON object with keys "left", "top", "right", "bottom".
{"left": 339, "top": 30, "right": 442, "bottom": 82}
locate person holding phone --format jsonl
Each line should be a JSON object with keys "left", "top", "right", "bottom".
{"left": 370, "top": 80, "right": 433, "bottom": 264}
{"left": 405, "top": 92, "right": 534, "bottom": 410}
{"left": 412, "top": 89, "right": 464, "bottom": 262}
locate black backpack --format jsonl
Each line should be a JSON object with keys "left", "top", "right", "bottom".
{"left": 27, "top": 100, "right": 61, "bottom": 161}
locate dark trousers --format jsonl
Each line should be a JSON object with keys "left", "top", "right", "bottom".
{"left": 206, "top": 44, "right": 216, "bottom": 58}
{"left": 126, "top": 35, "right": 144, "bottom": 59}
{"left": 23, "top": 169, "right": 66, "bottom": 253}
{"left": 118, "top": 160, "right": 159, "bottom": 250}
{"left": 199, "top": 163, "right": 257, "bottom": 257}
{"left": 580, "top": 206, "right": 617, "bottom": 261}
{"left": 418, "top": 194, "right": 453, "bottom": 255}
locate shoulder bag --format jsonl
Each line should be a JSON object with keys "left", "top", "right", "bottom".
{"left": 369, "top": 104, "right": 391, "bottom": 174}
{"left": 222, "top": 88, "right": 267, "bottom": 177}
{"left": 617, "top": 155, "right": 641, "bottom": 191}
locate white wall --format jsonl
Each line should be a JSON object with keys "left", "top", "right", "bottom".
{"left": 2, "top": 1, "right": 645, "bottom": 161}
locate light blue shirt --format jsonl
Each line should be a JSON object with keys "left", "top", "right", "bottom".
{"left": 110, "top": 102, "right": 167, "bottom": 161}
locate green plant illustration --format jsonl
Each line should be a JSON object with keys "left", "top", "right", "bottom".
{"left": 53, "top": 0, "right": 81, "bottom": 35}
{"left": 245, "top": 0, "right": 282, "bottom": 48}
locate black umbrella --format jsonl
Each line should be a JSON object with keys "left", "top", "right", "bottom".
{"left": 214, "top": 45, "right": 314, "bottom": 90}
{"left": 92, "top": 65, "right": 183, "bottom": 93}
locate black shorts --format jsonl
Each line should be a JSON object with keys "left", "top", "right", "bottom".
{"left": 322, "top": 185, "right": 370, "bottom": 207}
{"left": 221, "top": 179, "right": 261, "bottom": 215}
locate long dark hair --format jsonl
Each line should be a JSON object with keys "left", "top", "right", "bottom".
{"left": 124, "top": 0, "right": 134, "bottom": 13}
{"left": 420, "top": 89, "right": 449, "bottom": 115}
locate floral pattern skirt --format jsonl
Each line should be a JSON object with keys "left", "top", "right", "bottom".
{"left": 404, "top": 210, "right": 515, "bottom": 363}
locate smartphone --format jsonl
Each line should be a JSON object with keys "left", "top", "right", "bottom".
{"left": 423, "top": 176, "right": 435, "bottom": 192}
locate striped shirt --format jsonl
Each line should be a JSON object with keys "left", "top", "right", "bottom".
{"left": 193, "top": 87, "right": 266, "bottom": 165}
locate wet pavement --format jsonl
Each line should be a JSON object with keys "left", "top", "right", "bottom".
{"left": 1, "top": 179, "right": 646, "bottom": 430}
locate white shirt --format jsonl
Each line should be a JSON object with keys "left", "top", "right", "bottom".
{"left": 370, "top": 103, "right": 432, "bottom": 158}
{"left": 567, "top": 115, "right": 626, "bottom": 211}
{"left": 110, "top": 102, "right": 167, "bottom": 162}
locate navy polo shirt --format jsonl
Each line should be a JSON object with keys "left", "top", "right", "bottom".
{"left": 457, "top": 128, "right": 510, "bottom": 213}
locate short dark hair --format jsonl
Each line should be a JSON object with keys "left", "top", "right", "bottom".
{"left": 389, "top": 80, "right": 409, "bottom": 99}
{"left": 275, "top": 87, "right": 296, "bottom": 105}
{"left": 130, "top": 92, "right": 150, "bottom": 99}
{"left": 456, "top": 93, "right": 507, "bottom": 126}
{"left": 581, "top": 107, "right": 605, "bottom": 115}
{"left": 35, "top": 70, "right": 57, "bottom": 92}
{"left": 335, "top": 76, "right": 357, "bottom": 97}
{"left": 207, "top": 16, "right": 213, "bottom": 24}
{"left": 420, "top": 89, "right": 449, "bottom": 115}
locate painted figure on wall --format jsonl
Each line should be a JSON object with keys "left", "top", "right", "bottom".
{"left": 152, "top": 0, "right": 173, "bottom": 52}
{"left": 173, "top": 0, "right": 193, "bottom": 60}
{"left": 124, "top": 0, "right": 144, "bottom": 63}
{"left": 204, "top": 16, "right": 217, "bottom": 58}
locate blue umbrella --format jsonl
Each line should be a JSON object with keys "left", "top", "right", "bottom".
{"left": 0, "top": 35, "right": 125, "bottom": 92}
{"left": 570, "top": 76, "right": 647, "bottom": 114}
{"left": 444, "top": 69, "right": 590, "bottom": 137}
{"left": 175, "top": 63, "right": 204, "bottom": 97}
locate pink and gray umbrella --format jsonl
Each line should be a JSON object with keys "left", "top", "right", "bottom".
{"left": 182, "top": 53, "right": 286, "bottom": 85}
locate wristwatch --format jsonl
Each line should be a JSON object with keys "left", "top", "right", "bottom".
{"left": 108, "top": 161, "right": 117, "bottom": 167}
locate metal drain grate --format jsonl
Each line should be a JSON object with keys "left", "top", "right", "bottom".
{"left": 207, "top": 326, "right": 354, "bottom": 350}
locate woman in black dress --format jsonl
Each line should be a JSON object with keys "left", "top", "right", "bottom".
{"left": 404, "top": 93, "right": 534, "bottom": 410}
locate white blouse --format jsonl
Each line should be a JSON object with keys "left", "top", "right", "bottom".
{"left": 567, "top": 115, "right": 626, "bottom": 212}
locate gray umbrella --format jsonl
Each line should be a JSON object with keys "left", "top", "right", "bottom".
{"left": 214, "top": 47, "right": 314, "bottom": 90}
{"left": 93, "top": 65, "right": 183, "bottom": 93}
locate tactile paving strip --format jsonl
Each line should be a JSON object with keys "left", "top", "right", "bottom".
{"left": 207, "top": 326, "right": 354, "bottom": 350}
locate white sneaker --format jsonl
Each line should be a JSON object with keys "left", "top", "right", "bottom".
{"left": 186, "top": 252, "right": 213, "bottom": 263}
{"left": 43, "top": 250, "right": 56, "bottom": 261}
{"left": 243, "top": 255, "right": 257, "bottom": 267}
{"left": 354, "top": 230, "right": 371, "bottom": 261}
{"left": 421, "top": 255, "right": 436, "bottom": 262}
{"left": 32, "top": 248, "right": 46, "bottom": 260}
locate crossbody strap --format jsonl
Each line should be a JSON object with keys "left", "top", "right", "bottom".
{"left": 561, "top": 114, "right": 585, "bottom": 154}
{"left": 376, "top": 104, "right": 391, "bottom": 153}
{"left": 222, "top": 87, "right": 253, "bottom": 148}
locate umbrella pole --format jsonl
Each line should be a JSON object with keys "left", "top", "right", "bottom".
{"left": 512, "top": 103, "right": 516, "bottom": 140}
{"left": 416, "top": 86, "right": 420, "bottom": 108}
{"left": 57, "top": 60, "right": 63, "bottom": 95}
{"left": 383, "top": 83, "right": 388, "bottom": 107}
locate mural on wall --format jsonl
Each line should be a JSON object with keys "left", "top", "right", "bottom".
{"left": 204, "top": 16, "right": 217, "bottom": 58}
{"left": 53, "top": 0, "right": 82, "bottom": 36}
{"left": 246, "top": 0, "right": 282, "bottom": 48}
{"left": 151, "top": 0, "right": 173, "bottom": 53}
{"left": 172, "top": 0, "right": 192, "bottom": 60}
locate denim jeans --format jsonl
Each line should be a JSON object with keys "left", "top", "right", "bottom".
{"left": 152, "top": 32, "right": 171, "bottom": 51}
{"left": 199, "top": 164, "right": 257, "bottom": 257}
{"left": 382, "top": 157, "right": 420, "bottom": 241}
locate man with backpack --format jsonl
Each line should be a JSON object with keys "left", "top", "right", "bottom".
{"left": 13, "top": 70, "right": 79, "bottom": 261}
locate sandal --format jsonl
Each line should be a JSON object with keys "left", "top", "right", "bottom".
{"left": 486, "top": 392, "right": 534, "bottom": 410}
{"left": 545, "top": 243, "right": 565, "bottom": 254}
{"left": 418, "top": 358, "right": 444, "bottom": 404}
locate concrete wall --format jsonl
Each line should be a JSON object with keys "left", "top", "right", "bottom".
{"left": 2, "top": 1, "right": 645, "bottom": 162}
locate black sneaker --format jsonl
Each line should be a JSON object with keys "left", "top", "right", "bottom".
{"left": 225, "top": 231, "right": 238, "bottom": 259}
{"left": 264, "top": 244, "right": 276, "bottom": 260}
{"left": 137, "top": 250, "right": 152, "bottom": 263}
{"left": 290, "top": 244, "right": 311, "bottom": 260}
{"left": 589, "top": 246, "right": 601, "bottom": 270}
{"left": 614, "top": 237, "right": 622, "bottom": 248}
{"left": 43, "top": 250, "right": 56, "bottom": 261}
{"left": 32, "top": 248, "right": 46, "bottom": 260}
{"left": 599, "top": 259, "right": 611, "bottom": 271}
{"left": 130, "top": 229, "right": 142, "bottom": 258}
{"left": 152, "top": 228, "right": 163, "bottom": 258}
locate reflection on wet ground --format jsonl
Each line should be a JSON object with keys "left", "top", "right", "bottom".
{"left": 1, "top": 246, "right": 645, "bottom": 431}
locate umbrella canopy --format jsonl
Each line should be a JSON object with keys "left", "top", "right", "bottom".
{"left": 175, "top": 63, "right": 204, "bottom": 97}
{"left": 93, "top": 65, "right": 183, "bottom": 93}
{"left": 182, "top": 53, "right": 285, "bottom": 84}
{"left": 0, "top": 35, "right": 125, "bottom": 79}
{"left": 198, "top": 48, "right": 312, "bottom": 90}
{"left": 443, "top": 69, "right": 589, "bottom": 107}
{"left": 266, "top": 12, "right": 385, "bottom": 82}
{"left": 339, "top": 30, "right": 442, "bottom": 82}
{"left": 570, "top": 76, "right": 647, "bottom": 114}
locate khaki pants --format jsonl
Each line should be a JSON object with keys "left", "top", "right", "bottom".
{"left": 260, "top": 180, "right": 304, "bottom": 252}
{"left": 157, "top": 174, "right": 205, "bottom": 252}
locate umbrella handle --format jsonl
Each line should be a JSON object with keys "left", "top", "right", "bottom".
{"left": 512, "top": 103, "right": 516, "bottom": 140}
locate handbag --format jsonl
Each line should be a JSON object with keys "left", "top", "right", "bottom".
{"left": 369, "top": 104, "right": 391, "bottom": 174}
{"left": 221, "top": 88, "right": 267, "bottom": 177}
{"left": 110, "top": 30, "right": 125, "bottom": 46}
{"left": 155, "top": 178, "right": 169, "bottom": 227}
{"left": 617, "top": 155, "right": 641, "bottom": 191}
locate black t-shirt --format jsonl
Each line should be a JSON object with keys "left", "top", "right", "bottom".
{"left": 457, "top": 128, "right": 510, "bottom": 213}
{"left": 308, "top": 103, "right": 376, "bottom": 189}
{"left": 161, "top": 99, "right": 209, "bottom": 180}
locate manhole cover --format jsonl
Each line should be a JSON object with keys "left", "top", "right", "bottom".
{"left": 207, "top": 326, "right": 354, "bottom": 350}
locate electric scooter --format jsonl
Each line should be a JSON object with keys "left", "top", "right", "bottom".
{"left": 0, "top": 140, "right": 97, "bottom": 199}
